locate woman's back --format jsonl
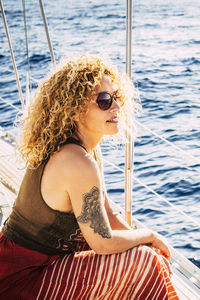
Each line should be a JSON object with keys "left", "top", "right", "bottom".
{"left": 2, "top": 138, "right": 92, "bottom": 254}
{"left": 41, "top": 140, "right": 90, "bottom": 213}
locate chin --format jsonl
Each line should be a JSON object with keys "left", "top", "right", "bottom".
{"left": 107, "top": 127, "right": 120, "bottom": 135}
{"left": 104, "top": 122, "right": 120, "bottom": 135}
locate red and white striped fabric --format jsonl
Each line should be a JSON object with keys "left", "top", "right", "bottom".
{"left": 0, "top": 233, "right": 179, "bottom": 299}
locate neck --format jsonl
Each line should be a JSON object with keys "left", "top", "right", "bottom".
{"left": 74, "top": 130, "right": 103, "bottom": 154}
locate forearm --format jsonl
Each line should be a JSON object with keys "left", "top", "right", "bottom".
{"left": 96, "top": 228, "right": 171, "bottom": 260}
{"left": 96, "top": 228, "right": 154, "bottom": 255}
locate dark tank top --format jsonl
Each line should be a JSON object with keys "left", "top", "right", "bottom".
{"left": 2, "top": 138, "right": 90, "bottom": 255}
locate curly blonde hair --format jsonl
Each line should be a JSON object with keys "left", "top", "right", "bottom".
{"left": 18, "top": 54, "right": 139, "bottom": 169}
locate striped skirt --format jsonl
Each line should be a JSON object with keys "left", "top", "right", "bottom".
{"left": 0, "top": 233, "right": 179, "bottom": 300}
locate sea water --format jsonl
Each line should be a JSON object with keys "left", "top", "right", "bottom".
{"left": 0, "top": 0, "right": 199, "bottom": 265}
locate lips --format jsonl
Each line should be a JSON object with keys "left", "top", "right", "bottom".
{"left": 106, "top": 116, "right": 119, "bottom": 123}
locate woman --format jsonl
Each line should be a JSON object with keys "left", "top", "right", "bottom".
{"left": 0, "top": 55, "right": 179, "bottom": 299}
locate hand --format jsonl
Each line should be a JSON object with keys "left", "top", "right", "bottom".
{"left": 151, "top": 232, "right": 171, "bottom": 260}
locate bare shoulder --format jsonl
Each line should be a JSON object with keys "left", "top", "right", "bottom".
{"left": 47, "top": 143, "right": 100, "bottom": 184}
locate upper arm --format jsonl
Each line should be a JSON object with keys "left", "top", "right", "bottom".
{"left": 66, "top": 154, "right": 112, "bottom": 253}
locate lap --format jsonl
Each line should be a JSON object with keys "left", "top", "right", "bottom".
{"left": 0, "top": 233, "right": 177, "bottom": 300}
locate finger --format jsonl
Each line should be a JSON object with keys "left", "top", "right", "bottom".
{"left": 161, "top": 255, "right": 173, "bottom": 277}
{"left": 151, "top": 246, "right": 170, "bottom": 260}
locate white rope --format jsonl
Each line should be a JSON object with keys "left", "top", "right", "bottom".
{"left": 103, "top": 158, "right": 200, "bottom": 228}
{"left": 38, "top": 0, "right": 56, "bottom": 68}
{"left": 0, "top": 0, "right": 25, "bottom": 110}
{"left": 22, "top": 0, "right": 30, "bottom": 76}
{"left": 0, "top": 96, "right": 21, "bottom": 113}
{"left": 22, "top": 0, "right": 31, "bottom": 98}
{"left": 135, "top": 120, "right": 200, "bottom": 166}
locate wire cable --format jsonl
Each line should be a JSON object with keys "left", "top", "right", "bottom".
{"left": 135, "top": 120, "right": 200, "bottom": 166}
{"left": 0, "top": 0, "right": 25, "bottom": 110}
{"left": 38, "top": 0, "right": 56, "bottom": 68}
{"left": 1, "top": 66, "right": 39, "bottom": 83}
{"left": 22, "top": 0, "right": 30, "bottom": 75}
{"left": 0, "top": 96, "right": 21, "bottom": 113}
{"left": 103, "top": 158, "right": 200, "bottom": 228}
{"left": 22, "top": 0, "right": 31, "bottom": 93}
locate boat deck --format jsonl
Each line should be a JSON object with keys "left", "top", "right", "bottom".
{"left": 0, "top": 135, "right": 200, "bottom": 299}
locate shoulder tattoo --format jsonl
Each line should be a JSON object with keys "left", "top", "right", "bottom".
{"left": 77, "top": 186, "right": 111, "bottom": 239}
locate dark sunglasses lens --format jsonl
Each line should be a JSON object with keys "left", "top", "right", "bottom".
{"left": 97, "top": 92, "right": 112, "bottom": 110}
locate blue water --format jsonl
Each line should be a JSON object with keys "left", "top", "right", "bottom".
{"left": 0, "top": 0, "right": 200, "bottom": 266}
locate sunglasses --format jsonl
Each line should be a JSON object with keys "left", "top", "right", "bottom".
{"left": 96, "top": 91, "right": 121, "bottom": 111}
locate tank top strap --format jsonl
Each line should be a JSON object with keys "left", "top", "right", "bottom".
{"left": 62, "top": 137, "right": 88, "bottom": 153}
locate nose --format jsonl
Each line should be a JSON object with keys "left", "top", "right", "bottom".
{"left": 110, "top": 99, "right": 120, "bottom": 112}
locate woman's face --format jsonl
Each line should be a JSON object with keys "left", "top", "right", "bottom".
{"left": 77, "top": 75, "right": 121, "bottom": 139}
